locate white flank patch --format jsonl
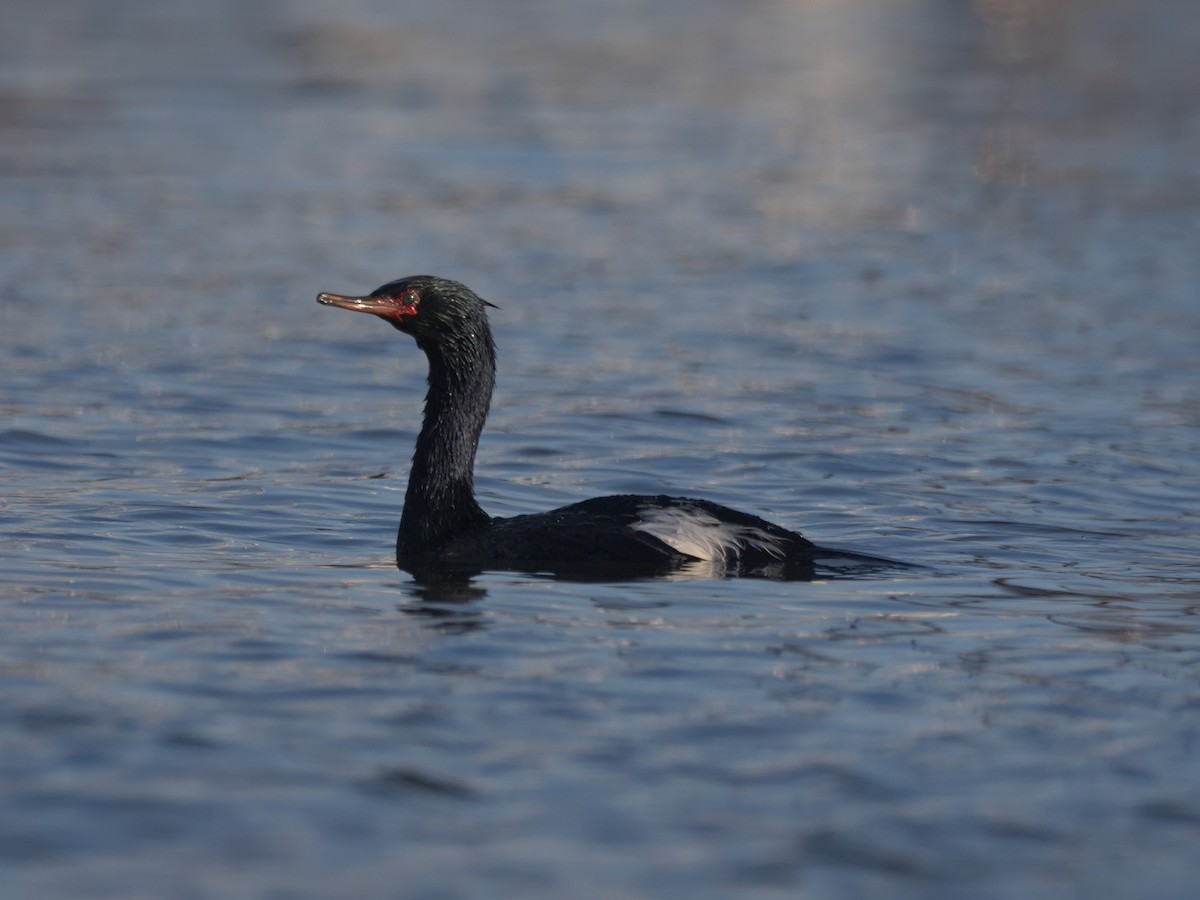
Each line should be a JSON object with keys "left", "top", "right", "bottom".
{"left": 629, "top": 503, "right": 787, "bottom": 563}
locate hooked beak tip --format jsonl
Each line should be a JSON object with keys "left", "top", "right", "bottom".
{"left": 317, "top": 292, "right": 381, "bottom": 314}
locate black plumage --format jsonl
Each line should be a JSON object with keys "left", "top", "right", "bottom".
{"left": 318, "top": 275, "right": 897, "bottom": 580}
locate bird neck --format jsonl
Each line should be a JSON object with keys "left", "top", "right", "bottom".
{"left": 398, "top": 332, "right": 495, "bottom": 558}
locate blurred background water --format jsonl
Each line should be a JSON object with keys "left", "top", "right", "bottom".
{"left": 2, "top": 0, "right": 1198, "bottom": 897}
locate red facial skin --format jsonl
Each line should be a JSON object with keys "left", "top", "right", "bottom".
{"left": 317, "top": 287, "right": 420, "bottom": 324}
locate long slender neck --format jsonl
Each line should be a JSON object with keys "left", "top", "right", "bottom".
{"left": 398, "top": 329, "right": 495, "bottom": 559}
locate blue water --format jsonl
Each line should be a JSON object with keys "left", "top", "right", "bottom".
{"left": 3, "top": 1, "right": 1199, "bottom": 897}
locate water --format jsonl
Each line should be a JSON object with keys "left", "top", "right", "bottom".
{"left": 2, "top": 0, "right": 1199, "bottom": 897}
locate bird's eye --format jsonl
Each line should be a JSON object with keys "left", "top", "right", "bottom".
{"left": 397, "top": 289, "right": 420, "bottom": 317}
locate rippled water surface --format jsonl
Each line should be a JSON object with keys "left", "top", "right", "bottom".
{"left": 3, "top": 1, "right": 1199, "bottom": 897}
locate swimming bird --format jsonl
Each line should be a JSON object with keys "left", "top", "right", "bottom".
{"left": 318, "top": 275, "right": 895, "bottom": 580}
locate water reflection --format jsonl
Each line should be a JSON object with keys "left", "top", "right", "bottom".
{"left": 400, "top": 575, "right": 490, "bottom": 632}
{"left": 394, "top": 546, "right": 914, "bottom": 588}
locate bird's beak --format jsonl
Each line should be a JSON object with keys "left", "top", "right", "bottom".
{"left": 316, "top": 292, "right": 395, "bottom": 315}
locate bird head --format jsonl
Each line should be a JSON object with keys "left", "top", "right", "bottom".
{"left": 317, "top": 275, "right": 496, "bottom": 346}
